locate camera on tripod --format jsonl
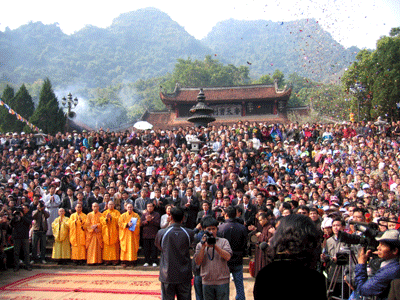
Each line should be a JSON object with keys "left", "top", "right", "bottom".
{"left": 338, "top": 221, "right": 379, "bottom": 251}
{"left": 335, "top": 250, "right": 351, "bottom": 266}
{"left": 201, "top": 231, "right": 216, "bottom": 245}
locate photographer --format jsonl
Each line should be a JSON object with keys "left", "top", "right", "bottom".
{"left": 194, "top": 217, "right": 232, "bottom": 300}
{"left": 31, "top": 201, "right": 50, "bottom": 264}
{"left": 10, "top": 204, "right": 32, "bottom": 271}
{"left": 0, "top": 211, "right": 9, "bottom": 270}
{"left": 354, "top": 229, "right": 400, "bottom": 299}
{"left": 321, "top": 217, "right": 351, "bottom": 298}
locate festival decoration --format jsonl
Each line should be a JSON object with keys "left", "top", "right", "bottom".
{"left": 0, "top": 98, "right": 41, "bottom": 132}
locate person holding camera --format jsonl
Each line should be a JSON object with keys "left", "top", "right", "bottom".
{"left": 194, "top": 217, "right": 232, "bottom": 300}
{"left": 10, "top": 204, "right": 32, "bottom": 271}
{"left": 354, "top": 229, "right": 400, "bottom": 299}
{"left": 31, "top": 201, "right": 50, "bottom": 264}
{"left": 321, "top": 217, "right": 351, "bottom": 299}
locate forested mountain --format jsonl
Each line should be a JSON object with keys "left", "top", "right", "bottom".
{"left": 0, "top": 8, "right": 212, "bottom": 89}
{"left": 0, "top": 7, "right": 364, "bottom": 129}
{"left": 202, "top": 18, "right": 359, "bottom": 81}
{"left": 0, "top": 7, "right": 359, "bottom": 91}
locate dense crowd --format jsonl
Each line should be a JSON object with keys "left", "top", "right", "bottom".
{"left": 1, "top": 119, "right": 400, "bottom": 297}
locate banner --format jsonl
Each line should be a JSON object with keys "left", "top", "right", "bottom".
{"left": 0, "top": 97, "right": 41, "bottom": 132}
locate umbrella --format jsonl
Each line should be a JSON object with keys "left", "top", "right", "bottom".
{"left": 133, "top": 121, "right": 153, "bottom": 130}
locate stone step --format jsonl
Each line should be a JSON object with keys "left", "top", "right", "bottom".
{"left": 30, "top": 261, "right": 251, "bottom": 273}
{"left": 39, "top": 239, "right": 253, "bottom": 272}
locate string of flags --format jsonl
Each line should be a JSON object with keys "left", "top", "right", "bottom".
{"left": 0, "top": 98, "right": 41, "bottom": 132}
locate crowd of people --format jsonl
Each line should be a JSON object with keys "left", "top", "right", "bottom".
{"left": 2, "top": 119, "right": 400, "bottom": 299}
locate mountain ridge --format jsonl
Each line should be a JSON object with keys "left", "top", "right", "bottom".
{"left": 0, "top": 7, "right": 359, "bottom": 91}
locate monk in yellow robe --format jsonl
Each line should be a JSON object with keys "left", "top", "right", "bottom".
{"left": 100, "top": 201, "right": 120, "bottom": 265}
{"left": 68, "top": 203, "right": 87, "bottom": 264}
{"left": 85, "top": 203, "right": 103, "bottom": 265}
{"left": 118, "top": 203, "right": 140, "bottom": 267}
{"left": 51, "top": 208, "right": 71, "bottom": 264}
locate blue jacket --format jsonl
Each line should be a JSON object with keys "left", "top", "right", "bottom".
{"left": 355, "top": 259, "right": 400, "bottom": 299}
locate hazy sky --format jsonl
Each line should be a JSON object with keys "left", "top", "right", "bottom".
{"left": 1, "top": 0, "right": 399, "bottom": 49}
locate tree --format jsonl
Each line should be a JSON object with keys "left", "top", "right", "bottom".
{"left": 308, "top": 84, "right": 351, "bottom": 120}
{"left": 0, "top": 85, "right": 16, "bottom": 132}
{"left": 342, "top": 28, "right": 400, "bottom": 121}
{"left": 272, "top": 69, "right": 285, "bottom": 89}
{"left": 390, "top": 27, "right": 400, "bottom": 37}
{"left": 370, "top": 36, "right": 400, "bottom": 121}
{"left": 12, "top": 84, "right": 35, "bottom": 132}
{"left": 82, "top": 85, "right": 130, "bottom": 130}
{"left": 163, "top": 55, "right": 250, "bottom": 91}
{"left": 29, "top": 78, "right": 66, "bottom": 134}
{"left": 286, "top": 73, "right": 319, "bottom": 107}
{"left": 253, "top": 74, "right": 274, "bottom": 85}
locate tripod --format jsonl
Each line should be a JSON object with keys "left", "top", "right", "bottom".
{"left": 327, "top": 250, "right": 357, "bottom": 300}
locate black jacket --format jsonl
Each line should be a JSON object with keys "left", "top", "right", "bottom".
{"left": 218, "top": 218, "right": 248, "bottom": 267}
{"left": 155, "top": 223, "right": 195, "bottom": 284}
{"left": 10, "top": 213, "right": 31, "bottom": 240}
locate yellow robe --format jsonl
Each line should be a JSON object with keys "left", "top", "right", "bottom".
{"left": 85, "top": 211, "right": 103, "bottom": 264}
{"left": 68, "top": 212, "right": 87, "bottom": 260}
{"left": 118, "top": 211, "right": 140, "bottom": 262}
{"left": 100, "top": 209, "right": 121, "bottom": 261}
{"left": 51, "top": 216, "right": 71, "bottom": 259}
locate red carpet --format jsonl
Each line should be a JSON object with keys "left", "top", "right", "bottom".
{"left": 0, "top": 273, "right": 161, "bottom": 297}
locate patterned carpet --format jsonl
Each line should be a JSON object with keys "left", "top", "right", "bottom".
{"left": 0, "top": 273, "right": 161, "bottom": 299}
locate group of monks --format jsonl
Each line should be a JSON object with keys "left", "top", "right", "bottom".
{"left": 51, "top": 201, "right": 140, "bottom": 267}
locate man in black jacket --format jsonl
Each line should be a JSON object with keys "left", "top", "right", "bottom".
{"left": 155, "top": 207, "right": 194, "bottom": 300}
{"left": 180, "top": 187, "right": 199, "bottom": 229}
{"left": 218, "top": 206, "right": 248, "bottom": 300}
{"left": 10, "top": 204, "right": 32, "bottom": 271}
{"left": 238, "top": 194, "right": 257, "bottom": 227}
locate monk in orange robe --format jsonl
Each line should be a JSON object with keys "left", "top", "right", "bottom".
{"left": 118, "top": 203, "right": 140, "bottom": 268}
{"left": 85, "top": 202, "right": 103, "bottom": 265}
{"left": 68, "top": 203, "right": 87, "bottom": 264}
{"left": 100, "top": 201, "right": 120, "bottom": 265}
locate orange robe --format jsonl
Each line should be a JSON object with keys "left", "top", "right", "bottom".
{"left": 118, "top": 211, "right": 140, "bottom": 262}
{"left": 68, "top": 212, "right": 87, "bottom": 260}
{"left": 100, "top": 209, "right": 120, "bottom": 261}
{"left": 85, "top": 211, "right": 103, "bottom": 264}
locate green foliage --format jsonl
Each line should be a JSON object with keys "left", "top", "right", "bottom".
{"left": 308, "top": 84, "right": 351, "bottom": 120}
{"left": 0, "top": 10, "right": 358, "bottom": 94}
{"left": 81, "top": 85, "right": 130, "bottom": 130}
{"left": 162, "top": 56, "right": 250, "bottom": 91}
{"left": 202, "top": 19, "right": 359, "bottom": 82}
{"left": 272, "top": 69, "right": 285, "bottom": 88}
{"left": 390, "top": 27, "right": 400, "bottom": 37}
{"left": 12, "top": 84, "right": 35, "bottom": 132}
{"left": 0, "top": 85, "right": 16, "bottom": 133}
{"left": 342, "top": 28, "right": 400, "bottom": 121}
{"left": 286, "top": 73, "right": 319, "bottom": 107}
{"left": 29, "top": 78, "right": 66, "bottom": 134}
{"left": 132, "top": 77, "right": 167, "bottom": 116}
{"left": 0, "top": 8, "right": 212, "bottom": 90}
{"left": 253, "top": 74, "right": 274, "bottom": 85}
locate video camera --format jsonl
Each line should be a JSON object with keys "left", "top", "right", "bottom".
{"left": 338, "top": 221, "right": 379, "bottom": 251}
{"left": 202, "top": 231, "right": 216, "bottom": 245}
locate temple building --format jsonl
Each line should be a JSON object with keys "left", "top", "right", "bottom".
{"left": 141, "top": 81, "right": 293, "bottom": 129}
